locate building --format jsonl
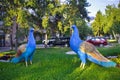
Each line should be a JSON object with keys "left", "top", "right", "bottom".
{"left": 0, "top": 30, "right": 5, "bottom": 47}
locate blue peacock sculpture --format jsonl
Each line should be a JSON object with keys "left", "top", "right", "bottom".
{"left": 70, "top": 25, "right": 116, "bottom": 68}
{"left": 11, "top": 28, "right": 36, "bottom": 67}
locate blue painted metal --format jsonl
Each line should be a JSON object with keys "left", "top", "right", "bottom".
{"left": 70, "top": 25, "right": 116, "bottom": 67}
{"left": 11, "top": 28, "right": 36, "bottom": 64}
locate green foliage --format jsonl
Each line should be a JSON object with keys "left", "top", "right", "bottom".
{"left": 2, "top": 0, "right": 91, "bottom": 38}
{"left": 2, "top": 0, "right": 30, "bottom": 28}
{"left": 77, "top": 19, "right": 92, "bottom": 39}
{"left": 0, "top": 47, "right": 120, "bottom": 80}
{"left": 25, "top": 0, "right": 36, "bottom": 8}
{"left": 104, "top": 5, "right": 118, "bottom": 34}
{"left": 92, "top": 11, "right": 104, "bottom": 36}
{"left": 98, "top": 45, "right": 120, "bottom": 56}
{"left": 92, "top": 4, "right": 120, "bottom": 36}
{"left": 42, "top": 15, "right": 49, "bottom": 29}
{"left": 17, "top": 8, "right": 29, "bottom": 28}
{"left": 3, "top": 17, "right": 12, "bottom": 27}
{"left": 57, "top": 21, "right": 63, "bottom": 32}
{"left": 48, "top": 3, "right": 54, "bottom": 9}
{"left": 111, "top": 55, "right": 120, "bottom": 64}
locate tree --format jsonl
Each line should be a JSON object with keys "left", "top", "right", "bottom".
{"left": 2, "top": 0, "right": 91, "bottom": 46}
{"left": 92, "top": 10, "right": 104, "bottom": 36}
{"left": 104, "top": 5, "right": 120, "bottom": 39}
{"left": 91, "top": 3, "right": 120, "bottom": 42}
{"left": 77, "top": 19, "right": 92, "bottom": 39}
{"left": 61, "top": 0, "right": 90, "bottom": 39}
{"left": 2, "top": 0, "right": 30, "bottom": 50}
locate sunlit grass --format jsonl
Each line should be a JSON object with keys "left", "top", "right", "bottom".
{"left": 0, "top": 47, "right": 120, "bottom": 80}
{"left": 107, "top": 39, "right": 117, "bottom": 43}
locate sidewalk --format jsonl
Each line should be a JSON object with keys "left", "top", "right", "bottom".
{"left": 0, "top": 47, "right": 11, "bottom": 52}
{"left": 0, "top": 44, "right": 45, "bottom": 52}
{"left": 36, "top": 44, "right": 45, "bottom": 48}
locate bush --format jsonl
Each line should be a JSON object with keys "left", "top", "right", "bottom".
{"left": 98, "top": 45, "right": 120, "bottom": 56}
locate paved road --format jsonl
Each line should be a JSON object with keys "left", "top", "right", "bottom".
{"left": 0, "top": 44, "right": 45, "bottom": 52}
{"left": 0, "top": 47, "right": 11, "bottom": 52}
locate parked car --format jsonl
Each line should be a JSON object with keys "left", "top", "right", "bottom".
{"left": 86, "top": 37, "right": 108, "bottom": 47}
{"left": 42, "top": 37, "right": 70, "bottom": 47}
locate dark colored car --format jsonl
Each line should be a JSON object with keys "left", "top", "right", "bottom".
{"left": 42, "top": 37, "right": 70, "bottom": 47}
{"left": 86, "top": 37, "right": 108, "bottom": 47}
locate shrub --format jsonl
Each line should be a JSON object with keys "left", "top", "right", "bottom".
{"left": 98, "top": 45, "right": 120, "bottom": 56}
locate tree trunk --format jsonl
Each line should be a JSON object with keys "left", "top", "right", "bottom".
{"left": 11, "top": 16, "right": 18, "bottom": 52}
{"left": 118, "top": 35, "right": 120, "bottom": 44}
{"left": 10, "top": 30, "right": 13, "bottom": 50}
{"left": 44, "top": 33, "right": 48, "bottom": 48}
{"left": 13, "top": 22, "right": 18, "bottom": 52}
{"left": 112, "top": 30, "right": 116, "bottom": 40}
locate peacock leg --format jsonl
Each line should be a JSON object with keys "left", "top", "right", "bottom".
{"left": 25, "top": 61, "right": 28, "bottom": 67}
{"left": 29, "top": 54, "right": 33, "bottom": 65}
{"left": 30, "top": 61, "right": 32, "bottom": 65}
{"left": 82, "top": 63, "right": 85, "bottom": 69}
{"left": 80, "top": 63, "right": 85, "bottom": 69}
{"left": 78, "top": 51, "right": 86, "bottom": 69}
{"left": 80, "top": 63, "right": 83, "bottom": 68}
{"left": 25, "top": 57, "right": 28, "bottom": 67}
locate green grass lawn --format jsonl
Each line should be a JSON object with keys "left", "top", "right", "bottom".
{"left": 0, "top": 47, "right": 120, "bottom": 80}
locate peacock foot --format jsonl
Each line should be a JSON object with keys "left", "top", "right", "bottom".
{"left": 80, "top": 63, "right": 85, "bottom": 69}
{"left": 30, "top": 61, "right": 32, "bottom": 65}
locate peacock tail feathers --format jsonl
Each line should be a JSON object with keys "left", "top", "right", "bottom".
{"left": 88, "top": 55, "right": 117, "bottom": 67}
{"left": 80, "top": 41, "right": 117, "bottom": 67}
{"left": 16, "top": 44, "right": 26, "bottom": 57}
{"left": 11, "top": 56, "right": 23, "bottom": 64}
{"left": 80, "top": 41, "right": 109, "bottom": 62}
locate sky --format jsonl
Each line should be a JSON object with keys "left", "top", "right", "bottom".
{"left": 86, "top": 0, "right": 119, "bottom": 17}
{"left": 61, "top": 0, "right": 119, "bottom": 17}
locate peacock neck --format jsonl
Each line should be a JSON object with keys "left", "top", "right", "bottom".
{"left": 70, "top": 28, "right": 82, "bottom": 53}
{"left": 72, "top": 28, "right": 81, "bottom": 41}
{"left": 27, "top": 31, "right": 36, "bottom": 46}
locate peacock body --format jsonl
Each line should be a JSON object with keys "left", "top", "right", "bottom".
{"left": 11, "top": 28, "right": 36, "bottom": 66}
{"left": 70, "top": 25, "right": 116, "bottom": 68}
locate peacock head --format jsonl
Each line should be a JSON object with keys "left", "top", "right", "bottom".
{"left": 70, "top": 25, "right": 79, "bottom": 36}
{"left": 71, "top": 25, "right": 76, "bottom": 30}
{"left": 70, "top": 25, "right": 77, "bottom": 33}
{"left": 30, "top": 28, "right": 34, "bottom": 32}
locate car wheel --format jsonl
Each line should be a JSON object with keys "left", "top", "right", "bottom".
{"left": 99, "top": 44, "right": 104, "bottom": 47}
